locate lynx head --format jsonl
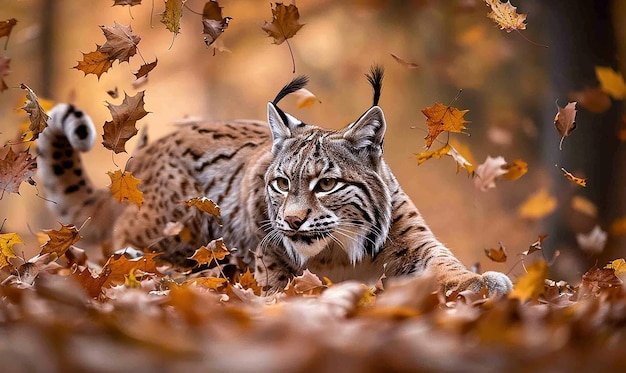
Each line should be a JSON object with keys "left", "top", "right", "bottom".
{"left": 262, "top": 66, "right": 392, "bottom": 266}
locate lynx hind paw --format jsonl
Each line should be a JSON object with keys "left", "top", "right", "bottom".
{"left": 481, "top": 271, "right": 513, "bottom": 295}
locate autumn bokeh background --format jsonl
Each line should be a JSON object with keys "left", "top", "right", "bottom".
{"left": 1, "top": 0, "right": 625, "bottom": 281}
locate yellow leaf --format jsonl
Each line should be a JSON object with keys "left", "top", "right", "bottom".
{"left": 571, "top": 195, "right": 597, "bottom": 218}
{"left": 160, "top": 0, "right": 184, "bottom": 35}
{"left": 239, "top": 268, "right": 261, "bottom": 296}
{"left": 294, "top": 88, "right": 320, "bottom": 109}
{"left": 484, "top": 0, "right": 527, "bottom": 32}
{"left": 595, "top": 66, "right": 626, "bottom": 99}
{"left": 108, "top": 169, "right": 144, "bottom": 208}
{"left": 189, "top": 238, "right": 230, "bottom": 266}
{"left": 415, "top": 143, "right": 451, "bottom": 165}
{"left": 560, "top": 167, "right": 586, "bottom": 187}
{"left": 0, "top": 233, "right": 22, "bottom": 269}
{"left": 422, "top": 103, "right": 469, "bottom": 149}
{"left": 606, "top": 259, "right": 626, "bottom": 277}
{"left": 183, "top": 197, "right": 221, "bottom": 216}
{"left": 510, "top": 260, "right": 548, "bottom": 302}
{"left": 40, "top": 223, "right": 81, "bottom": 257}
{"left": 517, "top": 189, "right": 557, "bottom": 220}
{"left": 502, "top": 159, "right": 528, "bottom": 180}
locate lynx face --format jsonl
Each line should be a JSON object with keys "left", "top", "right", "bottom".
{"left": 263, "top": 104, "right": 392, "bottom": 266}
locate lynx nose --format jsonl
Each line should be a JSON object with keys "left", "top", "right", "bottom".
{"left": 284, "top": 215, "right": 305, "bottom": 230}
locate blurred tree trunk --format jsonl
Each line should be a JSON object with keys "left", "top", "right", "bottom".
{"left": 40, "top": 0, "right": 55, "bottom": 97}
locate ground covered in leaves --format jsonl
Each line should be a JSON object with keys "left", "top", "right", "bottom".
{"left": 2, "top": 238, "right": 626, "bottom": 373}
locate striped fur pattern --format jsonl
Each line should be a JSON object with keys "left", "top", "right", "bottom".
{"left": 37, "top": 77, "right": 512, "bottom": 295}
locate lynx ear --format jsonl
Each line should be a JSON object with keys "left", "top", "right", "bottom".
{"left": 267, "top": 102, "right": 302, "bottom": 153}
{"left": 343, "top": 106, "right": 386, "bottom": 159}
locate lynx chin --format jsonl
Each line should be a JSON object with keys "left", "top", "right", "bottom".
{"left": 37, "top": 66, "right": 512, "bottom": 295}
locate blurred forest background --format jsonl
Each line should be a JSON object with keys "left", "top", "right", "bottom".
{"left": 1, "top": 0, "right": 625, "bottom": 281}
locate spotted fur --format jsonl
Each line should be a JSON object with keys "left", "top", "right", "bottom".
{"left": 37, "top": 75, "right": 512, "bottom": 295}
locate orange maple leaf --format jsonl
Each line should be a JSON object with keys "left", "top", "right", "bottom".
{"left": 40, "top": 223, "right": 82, "bottom": 257}
{"left": 510, "top": 260, "right": 548, "bottom": 302}
{"left": 239, "top": 268, "right": 261, "bottom": 296}
{"left": 484, "top": 0, "right": 527, "bottom": 32}
{"left": 108, "top": 169, "right": 144, "bottom": 207}
{"left": 189, "top": 238, "right": 230, "bottom": 266}
{"left": 484, "top": 242, "right": 507, "bottom": 263}
{"left": 73, "top": 45, "right": 114, "bottom": 79}
{"left": 422, "top": 103, "right": 469, "bottom": 149}
{"left": 183, "top": 197, "right": 221, "bottom": 216}
{"left": 102, "top": 91, "right": 149, "bottom": 153}
{"left": 502, "top": 159, "right": 528, "bottom": 180}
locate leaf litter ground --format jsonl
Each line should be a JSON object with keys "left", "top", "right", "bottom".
{"left": 2, "top": 240, "right": 626, "bottom": 373}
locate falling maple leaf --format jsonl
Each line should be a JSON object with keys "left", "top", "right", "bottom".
{"left": 510, "top": 260, "right": 548, "bottom": 303}
{"left": 517, "top": 189, "right": 557, "bottom": 220}
{"left": 390, "top": 53, "right": 419, "bottom": 69}
{"left": 415, "top": 143, "right": 451, "bottom": 165}
{"left": 0, "top": 56, "right": 10, "bottom": 91}
{"left": 73, "top": 46, "right": 114, "bottom": 79}
{"left": 134, "top": 59, "right": 157, "bottom": 80}
{"left": 449, "top": 138, "right": 475, "bottom": 175}
{"left": 102, "top": 91, "right": 149, "bottom": 153}
{"left": 98, "top": 22, "right": 141, "bottom": 63}
{"left": 0, "top": 18, "right": 17, "bottom": 49}
{"left": 554, "top": 102, "right": 577, "bottom": 150}
{"left": 484, "top": 0, "right": 526, "bottom": 32}
{"left": 473, "top": 155, "right": 507, "bottom": 191}
{"left": 484, "top": 242, "right": 507, "bottom": 263}
{"left": 40, "top": 224, "right": 82, "bottom": 258}
{"left": 581, "top": 267, "right": 622, "bottom": 294}
{"left": 101, "top": 252, "right": 161, "bottom": 288}
{"left": 108, "top": 169, "right": 144, "bottom": 208}
{"left": 19, "top": 83, "right": 49, "bottom": 140}
{"left": 0, "top": 147, "right": 37, "bottom": 198}
{"left": 262, "top": 2, "right": 304, "bottom": 45}
{"left": 0, "top": 232, "right": 22, "bottom": 269}
{"left": 183, "top": 197, "right": 221, "bottom": 216}
{"left": 502, "top": 159, "right": 528, "bottom": 180}
{"left": 189, "top": 238, "right": 230, "bottom": 266}
{"left": 422, "top": 103, "right": 469, "bottom": 149}
{"left": 520, "top": 234, "right": 548, "bottom": 257}
{"left": 202, "top": 0, "right": 232, "bottom": 48}
{"left": 161, "top": 0, "right": 184, "bottom": 40}
{"left": 576, "top": 225, "right": 607, "bottom": 255}
{"left": 560, "top": 167, "right": 586, "bottom": 187}
{"left": 284, "top": 269, "right": 326, "bottom": 296}
{"left": 238, "top": 268, "right": 261, "bottom": 296}
{"left": 595, "top": 66, "right": 626, "bottom": 99}
{"left": 605, "top": 259, "right": 626, "bottom": 277}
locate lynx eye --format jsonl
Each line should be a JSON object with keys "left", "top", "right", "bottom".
{"left": 273, "top": 177, "right": 290, "bottom": 192}
{"left": 315, "top": 178, "right": 338, "bottom": 193}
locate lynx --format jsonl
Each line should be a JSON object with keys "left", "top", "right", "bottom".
{"left": 37, "top": 67, "right": 512, "bottom": 295}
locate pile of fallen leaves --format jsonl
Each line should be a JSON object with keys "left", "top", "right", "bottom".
{"left": 2, "top": 232, "right": 626, "bottom": 372}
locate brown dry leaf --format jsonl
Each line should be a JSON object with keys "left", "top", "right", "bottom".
{"left": 202, "top": 0, "right": 231, "bottom": 47}
{"left": 0, "top": 233, "right": 22, "bottom": 269}
{"left": 183, "top": 196, "right": 221, "bottom": 216}
{"left": 0, "top": 18, "right": 17, "bottom": 49}
{"left": 101, "top": 252, "right": 161, "bottom": 288}
{"left": 102, "top": 91, "right": 148, "bottom": 153}
{"left": 484, "top": 242, "right": 507, "bottom": 263}
{"left": 239, "top": 268, "right": 261, "bottom": 296}
{"left": 134, "top": 59, "right": 157, "bottom": 80}
{"left": 518, "top": 189, "right": 557, "bottom": 220}
{"left": 183, "top": 277, "right": 228, "bottom": 290}
{"left": 554, "top": 102, "right": 577, "bottom": 150}
{"left": 189, "top": 238, "right": 230, "bottom": 266}
{"left": 98, "top": 22, "right": 141, "bottom": 63}
{"left": 571, "top": 195, "right": 597, "bottom": 217}
{"left": 415, "top": 142, "right": 474, "bottom": 175}
{"left": 390, "top": 53, "right": 419, "bottom": 69}
{"left": 595, "top": 66, "right": 626, "bottom": 99}
{"left": 473, "top": 155, "right": 507, "bottom": 191}
{"left": 293, "top": 88, "right": 320, "bottom": 109}
{"left": 107, "top": 169, "right": 144, "bottom": 208}
{"left": 422, "top": 103, "right": 469, "bottom": 149}
{"left": 113, "top": 0, "right": 142, "bottom": 5}
{"left": 0, "top": 147, "right": 37, "bottom": 198}
{"left": 40, "top": 223, "right": 82, "bottom": 257}
{"left": 560, "top": 167, "right": 586, "bottom": 187}
{"left": 568, "top": 87, "right": 611, "bottom": 114}
{"left": 581, "top": 267, "right": 622, "bottom": 290}
{"left": 484, "top": 0, "right": 527, "bottom": 32}
{"left": 262, "top": 2, "right": 304, "bottom": 45}
{"left": 510, "top": 260, "right": 548, "bottom": 302}
{"left": 20, "top": 83, "right": 49, "bottom": 140}
{"left": 605, "top": 259, "right": 626, "bottom": 277}
{"left": 502, "top": 159, "right": 528, "bottom": 181}
{"left": 0, "top": 56, "right": 10, "bottom": 91}
{"left": 576, "top": 225, "right": 607, "bottom": 255}
{"left": 73, "top": 46, "right": 114, "bottom": 79}
{"left": 284, "top": 269, "right": 326, "bottom": 296}
{"left": 72, "top": 267, "right": 111, "bottom": 298}
{"left": 161, "top": 0, "right": 184, "bottom": 37}
{"left": 521, "top": 234, "right": 548, "bottom": 257}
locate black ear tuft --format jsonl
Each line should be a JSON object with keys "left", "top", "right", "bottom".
{"left": 366, "top": 65, "right": 384, "bottom": 107}
{"left": 272, "top": 75, "right": 309, "bottom": 105}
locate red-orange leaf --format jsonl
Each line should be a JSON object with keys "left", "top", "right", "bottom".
{"left": 422, "top": 103, "right": 469, "bottom": 149}
{"left": 0, "top": 147, "right": 37, "bottom": 198}
{"left": 74, "top": 45, "right": 113, "bottom": 79}
{"left": 40, "top": 223, "right": 82, "bottom": 257}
